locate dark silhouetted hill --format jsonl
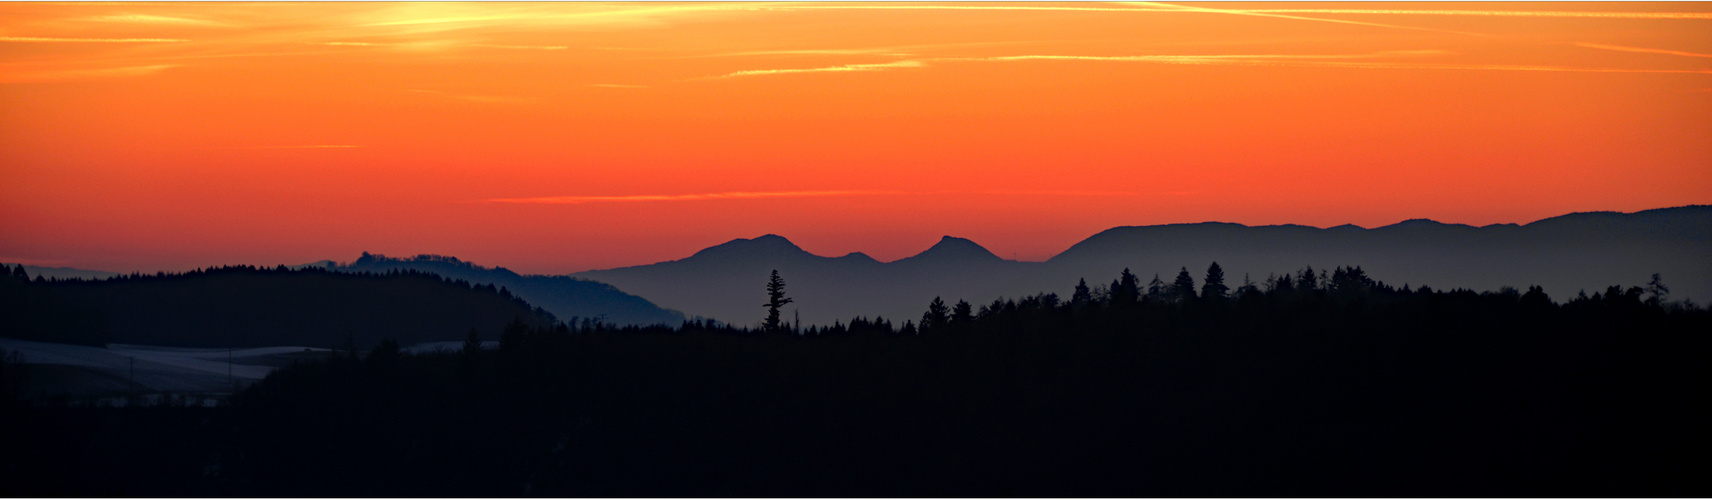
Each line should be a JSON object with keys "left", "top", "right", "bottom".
{"left": 0, "top": 265, "right": 554, "bottom": 349}
{"left": 1008, "top": 205, "right": 1711, "bottom": 303}
{"left": 322, "top": 253, "right": 683, "bottom": 326}
{"left": 573, "top": 235, "right": 1039, "bottom": 325}
{"left": 7, "top": 265, "right": 121, "bottom": 281}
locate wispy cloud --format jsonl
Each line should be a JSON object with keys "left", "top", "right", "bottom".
{"left": 1125, "top": 2, "right": 1491, "bottom": 37}
{"left": 485, "top": 190, "right": 1141, "bottom": 204}
{"left": 753, "top": 3, "right": 1712, "bottom": 20}
{"left": 486, "top": 190, "right": 907, "bottom": 204}
{"left": 708, "top": 49, "right": 1712, "bottom": 79}
{"left": 586, "top": 83, "right": 648, "bottom": 89}
{"left": 695, "top": 48, "right": 916, "bottom": 58}
{"left": 0, "top": 64, "right": 178, "bottom": 83}
{"left": 82, "top": 14, "right": 227, "bottom": 26}
{"left": 317, "top": 41, "right": 565, "bottom": 50}
{"left": 470, "top": 43, "right": 568, "bottom": 50}
{"left": 253, "top": 145, "right": 359, "bottom": 149}
{"left": 1237, "top": 8, "right": 1712, "bottom": 20}
{"left": 715, "top": 60, "right": 925, "bottom": 78}
{"left": 0, "top": 36, "right": 190, "bottom": 43}
{"left": 1576, "top": 42, "right": 1712, "bottom": 58}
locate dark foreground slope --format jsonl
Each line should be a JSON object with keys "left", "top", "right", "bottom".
{"left": 4, "top": 270, "right": 1705, "bottom": 496}
{"left": 0, "top": 265, "right": 555, "bottom": 349}
{"left": 325, "top": 253, "right": 683, "bottom": 327}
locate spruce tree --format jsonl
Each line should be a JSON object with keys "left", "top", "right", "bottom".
{"left": 763, "top": 270, "right": 793, "bottom": 333}
{"left": 1201, "top": 262, "right": 1229, "bottom": 299}
{"left": 1172, "top": 267, "right": 1197, "bottom": 302}
{"left": 922, "top": 296, "right": 949, "bottom": 333}
{"left": 1071, "top": 278, "right": 1092, "bottom": 306}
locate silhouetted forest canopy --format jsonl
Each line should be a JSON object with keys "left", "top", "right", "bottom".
{"left": 0, "top": 263, "right": 555, "bottom": 348}
{"left": 1, "top": 262, "right": 1707, "bottom": 496}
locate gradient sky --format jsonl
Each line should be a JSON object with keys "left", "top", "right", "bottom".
{"left": 3, "top": 2, "right": 1710, "bottom": 274}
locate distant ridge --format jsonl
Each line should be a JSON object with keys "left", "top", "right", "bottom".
{"left": 576, "top": 206, "right": 1711, "bottom": 325}
{"left": 1009, "top": 204, "right": 1711, "bottom": 305}
{"left": 330, "top": 253, "right": 684, "bottom": 327}
{"left": 575, "top": 235, "right": 1037, "bottom": 326}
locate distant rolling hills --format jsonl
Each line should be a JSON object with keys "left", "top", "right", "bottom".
{"left": 0, "top": 265, "right": 555, "bottom": 349}
{"left": 574, "top": 235, "right": 1038, "bottom": 326}
{"left": 574, "top": 206, "right": 1711, "bottom": 326}
{"left": 317, "top": 253, "right": 684, "bottom": 327}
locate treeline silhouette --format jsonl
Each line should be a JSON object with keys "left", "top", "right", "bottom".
{"left": 2, "top": 263, "right": 1707, "bottom": 496}
{"left": 0, "top": 263, "right": 555, "bottom": 348}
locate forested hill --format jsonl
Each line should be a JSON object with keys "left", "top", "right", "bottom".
{"left": 1008, "top": 205, "right": 1712, "bottom": 303}
{"left": 0, "top": 264, "right": 555, "bottom": 349}
{"left": 322, "top": 253, "right": 683, "bottom": 326}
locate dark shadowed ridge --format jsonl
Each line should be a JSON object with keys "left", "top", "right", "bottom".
{"left": 575, "top": 235, "right": 1037, "bottom": 326}
{"left": 331, "top": 253, "right": 684, "bottom": 327}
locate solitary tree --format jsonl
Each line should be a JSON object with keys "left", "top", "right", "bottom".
{"left": 1201, "top": 262, "right": 1229, "bottom": 300}
{"left": 763, "top": 270, "right": 794, "bottom": 332}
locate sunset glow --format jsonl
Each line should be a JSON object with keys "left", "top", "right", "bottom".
{"left": 3, "top": 2, "right": 1709, "bottom": 273}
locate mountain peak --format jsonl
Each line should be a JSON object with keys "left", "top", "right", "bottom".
{"left": 689, "top": 234, "right": 808, "bottom": 259}
{"left": 898, "top": 236, "right": 1001, "bottom": 263}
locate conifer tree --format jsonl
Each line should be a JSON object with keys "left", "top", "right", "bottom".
{"left": 1112, "top": 268, "right": 1141, "bottom": 307}
{"left": 922, "top": 296, "right": 949, "bottom": 332}
{"left": 1146, "top": 274, "right": 1166, "bottom": 300}
{"left": 763, "top": 270, "right": 793, "bottom": 333}
{"left": 951, "top": 300, "right": 973, "bottom": 326}
{"left": 1172, "top": 267, "right": 1197, "bottom": 301}
{"left": 1071, "top": 278, "right": 1092, "bottom": 306}
{"left": 1201, "top": 262, "right": 1228, "bottom": 299}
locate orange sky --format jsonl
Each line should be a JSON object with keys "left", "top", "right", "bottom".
{"left": 2, "top": 2, "right": 1710, "bottom": 274}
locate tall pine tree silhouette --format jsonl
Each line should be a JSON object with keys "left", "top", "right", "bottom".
{"left": 763, "top": 270, "right": 793, "bottom": 333}
{"left": 1201, "top": 262, "right": 1228, "bottom": 300}
{"left": 1172, "top": 267, "right": 1197, "bottom": 302}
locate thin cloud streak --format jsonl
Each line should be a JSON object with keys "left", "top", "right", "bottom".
{"left": 1242, "top": 9, "right": 1712, "bottom": 20}
{"left": 755, "top": 4, "right": 1712, "bottom": 20}
{"left": 1576, "top": 42, "right": 1712, "bottom": 58}
{"left": 486, "top": 190, "right": 1141, "bottom": 205}
{"left": 587, "top": 83, "right": 648, "bottom": 88}
{"left": 716, "top": 60, "right": 924, "bottom": 78}
{"left": 471, "top": 44, "right": 568, "bottom": 50}
{"left": 252, "top": 145, "right": 359, "bottom": 149}
{"left": 486, "top": 191, "right": 908, "bottom": 204}
{"left": 709, "top": 49, "right": 1712, "bottom": 79}
{"left": 1126, "top": 2, "right": 1491, "bottom": 37}
{"left": 82, "top": 14, "right": 227, "bottom": 26}
{"left": 0, "top": 64, "right": 178, "bottom": 83}
{"left": 0, "top": 36, "right": 190, "bottom": 43}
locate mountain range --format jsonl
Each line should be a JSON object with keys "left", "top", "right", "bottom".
{"left": 575, "top": 206, "right": 1711, "bottom": 326}
{"left": 319, "top": 253, "right": 685, "bottom": 326}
